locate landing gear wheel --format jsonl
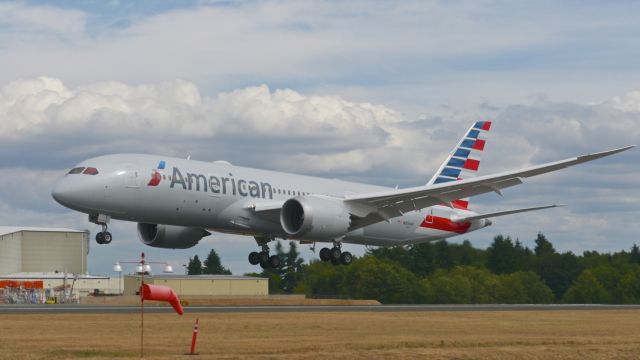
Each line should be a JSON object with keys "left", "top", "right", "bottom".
{"left": 260, "top": 261, "right": 269, "bottom": 269}
{"left": 95, "top": 232, "right": 105, "bottom": 245}
{"left": 268, "top": 255, "right": 281, "bottom": 268}
{"left": 330, "top": 247, "right": 342, "bottom": 261}
{"left": 102, "top": 232, "right": 112, "bottom": 244}
{"left": 340, "top": 251, "right": 353, "bottom": 265}
{"left": 259, "top": 251, "right": 270, "bottom": 263}
{"left": 330, "top": 257, "right": 340, "bottom": 266}
{"left": 248, "top": 252, "right": 261, "bottom": 265}
{"left": 319, "top": 248, "right": 331, "bottom": 262}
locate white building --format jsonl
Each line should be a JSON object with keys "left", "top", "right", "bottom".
{"left": 0, "top": 226, "right": 89, "bottom": 275}
{"left": 0, "top": 272, "right": 122, "bottom": 302}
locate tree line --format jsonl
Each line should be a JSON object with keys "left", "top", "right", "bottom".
{"left": 188, "top": 233, "right": 640, "bottom": 304}
{"left": 186, "top": 249, "right": 231, "bottom": 275}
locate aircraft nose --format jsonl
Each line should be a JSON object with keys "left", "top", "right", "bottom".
{"left": 51, "top": 180, "right": 73, "bottom": 206}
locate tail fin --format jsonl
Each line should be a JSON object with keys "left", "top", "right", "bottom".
{"left": 426, "top": 121, "right": 492, "bottom": 208}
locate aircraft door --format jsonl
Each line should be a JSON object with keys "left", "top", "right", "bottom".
{"left": 125, "top": 165, "right": 140, "bottom": 188}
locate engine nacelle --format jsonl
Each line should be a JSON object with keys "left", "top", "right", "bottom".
{"left": 280, "top": 197, "right": 351, "bottom": 241}
{"left": 137, "top": 223, "right": 210, "bottom": 249}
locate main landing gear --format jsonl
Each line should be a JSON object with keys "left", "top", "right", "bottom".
{"left": 319, "top": 241, "right": 352, "bottom": 266}
{"left": 248, "top": 236, "right": 281, "bottom": 269}
{"left": 89, "top": 214, "right": 112, "bottom": 245}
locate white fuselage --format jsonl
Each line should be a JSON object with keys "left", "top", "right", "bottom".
{"left": 52, "top": 154, "right": 488, "bottom": 247}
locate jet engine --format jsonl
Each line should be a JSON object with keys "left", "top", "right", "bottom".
{"left": 137, "top": 223, "right": 210, "bottom": 249}
{"left": 280, "top": 197, "right": 351, "bottom": 240}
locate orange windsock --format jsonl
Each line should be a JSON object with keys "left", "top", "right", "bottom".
{"left": 141, "top": 284, "right": 184, "bottom": 315}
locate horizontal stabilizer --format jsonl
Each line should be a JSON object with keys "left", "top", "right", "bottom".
{"left": 451, "top": 204, "right": 565, "bottom": 222}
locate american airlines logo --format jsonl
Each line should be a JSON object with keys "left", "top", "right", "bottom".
{"left": 147, "top": 160, "right": 166, "bottom": 186}
{"left": 148, "top": 161, "right": 274, "bottom": 199}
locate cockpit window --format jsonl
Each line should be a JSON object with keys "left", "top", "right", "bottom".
{"left": 68, "top": 167, "right": 85, "bottom": 174}
{"left": 83, "top": 167, "right": 99, "bottom": 175}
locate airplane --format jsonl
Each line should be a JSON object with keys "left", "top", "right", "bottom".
{"left": 51, "top": 121, "right": 634, "bottom": 269}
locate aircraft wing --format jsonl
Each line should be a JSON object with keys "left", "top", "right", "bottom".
{"left": 450, "top": 204, "right": 564, "bottom": 222}
{"left": 344, "top": 146, "right": 634, "bottom": 228}
{"left": 245, "top": 200, "right": 285, "bottom": 222}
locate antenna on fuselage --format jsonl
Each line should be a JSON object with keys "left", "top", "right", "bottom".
{"left": 187, "top": 155, "right": 191, "bottom": 160}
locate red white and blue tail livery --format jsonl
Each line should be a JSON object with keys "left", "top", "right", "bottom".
{"left": 428, "top": 120, "right": 491, "bottom": 186}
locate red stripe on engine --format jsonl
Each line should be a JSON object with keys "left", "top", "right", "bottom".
{"left": 463, "top": 159, "right": 480, "bottom": 171}
{"left": 472, "top": 139, "right": 486, "bottom": 150}
{"left": 482, "top": 121, "right": 492, "bottom": 131}
{"left": 420, "top": 215, "right": 471, "bottom": 234}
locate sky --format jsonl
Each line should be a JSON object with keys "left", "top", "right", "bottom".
{"left": 0, "top": 0, "right": 638, "bottom": 276}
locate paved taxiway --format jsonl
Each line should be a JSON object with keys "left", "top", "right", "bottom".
{"left": 2, "top": 304, "right": 640, "bottom": 314}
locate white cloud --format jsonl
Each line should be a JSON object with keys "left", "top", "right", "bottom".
{"left": 0, "top": 2, "right": 86, "bottom": 39}
{"left": 0, "top": 77, "right": 400, "bottom": 146}
{"left": 606, "top": 90, "right": 640, "bottom": 113}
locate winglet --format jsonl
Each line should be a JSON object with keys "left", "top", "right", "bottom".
{"left": 577, "top": 145, "right": 635, "bottom": 162}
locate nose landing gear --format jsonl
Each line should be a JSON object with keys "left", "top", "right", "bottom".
{"left": 89, "top": 214, "right": 112, "bottom": 245}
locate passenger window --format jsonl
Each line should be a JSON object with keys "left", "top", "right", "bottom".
{"left": 68, "top": 167, "right": 85, "bottom": 175}
{"left": 83, "top": 167, "right": 99, "bottom": 175}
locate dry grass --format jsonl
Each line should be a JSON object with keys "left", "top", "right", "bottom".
{"left": 1, "top": 310, "right": 639, "bottom": 359}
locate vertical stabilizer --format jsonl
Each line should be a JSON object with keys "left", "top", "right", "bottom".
{"left": 426, "top": 121, "right": 492, "bottom": 208}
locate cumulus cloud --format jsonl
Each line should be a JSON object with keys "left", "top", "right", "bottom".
{"left": 0, "top": 77, "right": 399, "bottom": 139}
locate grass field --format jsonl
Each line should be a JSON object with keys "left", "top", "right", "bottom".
{"left": 1, "top": 310, "right": 639, "bottom": 359}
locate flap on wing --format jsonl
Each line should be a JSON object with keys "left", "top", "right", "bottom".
{"left": 451, "top": 204, "right": 564, "bottom": 222}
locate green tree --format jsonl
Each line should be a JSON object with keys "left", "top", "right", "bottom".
{"left": 500, "top": 271, "right": 554, "bottom": 304}
{"left": 425, "top": 267, "right": 501, "bottom": 303}
{"left": 281, "top": 242, "right": 305, "bottom": 293}
{"left": 202, "top": 248, "right": 232, "bottom": 275}
{"left": 301, "top": 260, "right": 345, "bottom": 298}
{"left": 535, "top": 251, "right": 583, "bottom": 300}
{"left": 453, "top": 240, "right": 484, "bottom": 266}
{"left": 342, "top": 256, "right": 422, "bottom": 304}
{"left": 408, "top": 242, "right": 437, "bottom": 276}
{"left": 618, "top": 266, "right": 640, "bottom": 303}
{"left": 434, "top": 240, "right": 454, "bottom": 269}
{"left": 589, "top": 264, "right": 626, "bottom": 303}
{"left": 630, "top": 244, "right": 640, "bottom": 265}
{"left": 486, "top": 235, "right": 526, "bottom": 274}
{"left": 534, "top": 232, "right": 555, "bottom": 257}
{"left": 187, "top": 255, "right": 202, "bottom": 275}
{"left": 562, "top": 270, "right": 611, "bottom": 303}
{"left": 367, "top": 246, "right": 411, "bottom": 268}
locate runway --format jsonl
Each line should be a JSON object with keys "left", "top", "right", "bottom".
{"left": 2, "top": 304, "right": 640, "bottom": 314}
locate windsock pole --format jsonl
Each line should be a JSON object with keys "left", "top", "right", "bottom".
{"left": 140, "top": 252, "right": 145, "bottom": 358}
{"left": 189, "top": 318, "right": 199, "bottom": 355}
